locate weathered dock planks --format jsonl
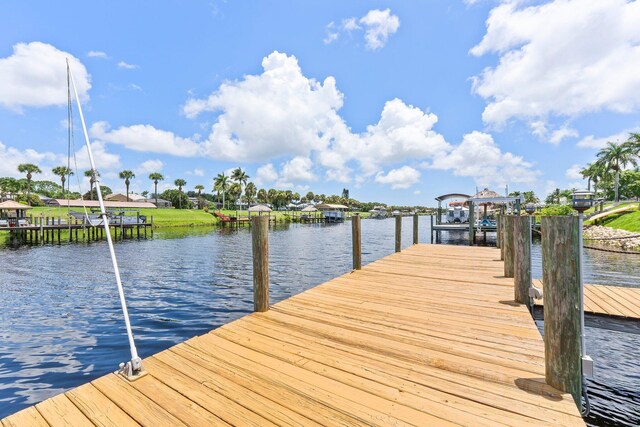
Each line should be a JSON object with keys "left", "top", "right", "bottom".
{"left": 2, "top": 244, "right": 585, "bottom": 426}
{"left": 534, "top": 279, "right": 640, "bottom": 320}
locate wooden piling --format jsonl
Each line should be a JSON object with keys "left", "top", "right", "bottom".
{"left": 252, "top": 216, "right": 269, "bottom": 312}
{"left": 430, "top": 214, "right": 434, "bottom": 244}
{"left": 395, "top": 215, "right": 402, "bottom": 252}
{"left": 503, "top": 215, "right": 514, "bottom": 278}
{"left": 496, "top": 214, "right": 501, "bottom": 249}
{"left": 541, "top": 215, "right": 582, "bottom": 405}
{"left": 468, "top": 203, "right": 475, "bottom": 245}
{"left": 352, "top": 215, "right": 361, "bottom": 270}
{"left": 413, "top": 213, "right": 419, "bottom": 245}
{"left": 513, "top": 216, "right": 531, "bottom": 304}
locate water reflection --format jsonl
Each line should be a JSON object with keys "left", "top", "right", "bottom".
{"left": 0, "top": 217, "right": 639, "bottom": 424}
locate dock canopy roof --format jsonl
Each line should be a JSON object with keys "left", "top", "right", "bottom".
{"left": 47, "top": 199, "right": 157, "bottom": 209}
{"left": 315, "top": 203, "right": 348, "bottom": 210}
{"left": 301, "top": 205, "right": 318, "bottom": 212}
{"left": 467, "top": 188, "right": 523, "bottom": 204}
{"left": 434, "top": 193, "right": 471, "bottom": 202}
{"left": 248, "top": 204, "right": 272, "bottom": 212}
{"left": 0, "top": 200, "right": 33, "bottom": 210}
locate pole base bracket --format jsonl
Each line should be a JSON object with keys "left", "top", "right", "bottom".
{"left": 116, "top": 359, "right": 148, "bottom": 382}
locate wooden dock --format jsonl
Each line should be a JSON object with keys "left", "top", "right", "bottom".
{"left": 534, "top": 279, "right": 640, "bottom": 320}
{"left": 0, "top": 214, "right": 152, "bottom": 244}
{"left": 2, "top": 244, "right": 585, "bottom": 426}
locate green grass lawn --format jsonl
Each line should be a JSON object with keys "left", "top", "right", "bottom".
{"left": 584, "top": 201, "right": 635, "bottom": 215}
{"left": 599, "top": 209, "right": 640, "bottom": 232}
{"left": 29, "top": 206, "right": 216, "bottom": 227}
{"left": 27, "top": 206, "right": 372, "bottom": 228}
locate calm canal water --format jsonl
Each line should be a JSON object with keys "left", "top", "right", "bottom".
{"left": 1, "top": 217, "right": 638, "bottom": 425}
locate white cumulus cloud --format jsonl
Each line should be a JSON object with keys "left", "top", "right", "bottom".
{"left": 117, "top": 61, "right": 138, "bottom": 69}
{"left": 471, "top": 0, "right": 640, "bottom": 127}
{"left": 0, "top": 141, "right": 59, "bottom": 178}
{"left": 183, "top": 51, "right": 347, "bottom": 162}
{"left": 431, "top": 131, "right": 540, "bottom": 187}
{"left": 355, "top": 98, "right": 450, "bottom": 174}
{"left": 281, "top": 156, "right": 315, "bottom": 183}
{"left": 360, "top": 9, "right": 400, "bottom": 50}
{"left": 98, "top": 51, "right": 539, "bottom": 191}
{"left": 73, "top": 141, "right": 121, "bottom": 171}
{"left": 323, "top": 22, "right": 340, "bottom": 45}
{"left": 90, "top": 121, "right": 201, "bottom": 157}
{"left": 0, "top": 139, "right": 120, "bottom": 189}
{"left": 323, "top": 9, "right": 399, "bottom": 50}
{"left": 137, "top": 159, "right": 164, "bottom": 175}
{"left": 254, "top": 163, "right": 279, "bottom": 186}
{"left": 577, "top": 128, "right": 638, "bottom": 149}
{"left": 375, "top": 166, "right": 421, "bottom": 189}
{"left": 565, "top": 164, "right": 584, "bottom": 180}
{"left": 0, "top": 42, "right": 91, "bottom": 111}
{"left": 87, "top": 50, "right": 108, "bottom": 58}
{"left": 549, "top": 127, "right": 579, "bottom": 145}
{"left": 187, "top": 168, "right": 205, "bottom": 177}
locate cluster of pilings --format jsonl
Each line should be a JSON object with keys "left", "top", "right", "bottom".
{"left": 499, "top": 213, "right": 584, "bottom": 407}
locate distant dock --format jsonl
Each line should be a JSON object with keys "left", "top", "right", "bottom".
{"left": 0, "top": 214, "right": 153, "bottom": 244}
{"left": 534, "top": 279, "right": 640, "bottom": 320}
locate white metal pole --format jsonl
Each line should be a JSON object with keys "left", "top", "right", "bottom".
{"left": 529, "top": 214, "right": 534, "bottom": 311}
{"left": 578, "top": 212, "right": 586, "bottom": 358}
{"left": 68, "top": 61, "right": 141, "bottom": 368}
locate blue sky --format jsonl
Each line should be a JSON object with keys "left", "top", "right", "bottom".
{"left": 1, "top": 0, "right": 639, "bottom": 205}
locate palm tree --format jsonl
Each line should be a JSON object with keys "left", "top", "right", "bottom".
{"left": 194, "top": 184, "right": 205, "bottom": 209}
{"left": 245, "top": 182, "right": 257, "bottom": 204}
{"left": 228, "top": 183, "right": 242, "bottom": 209}
{"left": 624, "top": 133, "right": 640, "bottom": 156}
{"left": 84, "top": 169, "right": 100, "bottom": 200}
{"left": 597, "top": 142, "right": 638, "bottom": 203}
{"left": 257, "top": 188, "right": 267, "bottom": 204}
{"left": 174, "top": 178, "right": 187, "bottom": 209}
{"left": 148, "top": 173, "right": 164, "bottom": 206}
{"left": 580, "top": 161, "right": 605, "bottom": 193}
{"left": 52, "top": 166, "right": 74, "bottom": 197}
{"left": 231, "top": 167, "right": 249, "bottom": 202}
{"left": 213, "top": 173, "right": 230, "bottom": 210}
{"left": 17, "top": 163, "right": 41, "bottom": 205}
{"left": 522, "top": 191, "right": 539, "bottom": 204}
{"left": 119, "top": 170, "right": 136, "bottom": 201}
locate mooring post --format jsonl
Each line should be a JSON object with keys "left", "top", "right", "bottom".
{"left": 413, "top": 213, "right": 419, "bottom": 244}
{"left": 513, "top": 215, "right": 531, "bottom": 304}
{"left": 352, "top": 214, "right": 361, "bottom": 270}
{"left": 395, "top": 215, "right": 402, "bottom": 252}
{"left": 541, "top": 215, "right": 581, "bottom": 405}
{"left": 252, "top": 216, "right": 269, "bottom": 312}
{"left": 430, "top": 214, "right": 434, "bottom": 244}
{"left": 503, "top": 215, "right": 514, "bottom": 277}
{"left": 468, "top": 203, "right": 474, "bottom": 245}
{"left": 500, "top": 214, "right": 505, "bottom": 260}
{"left": 496, "top": 214, "right": 501, "bottom": 249}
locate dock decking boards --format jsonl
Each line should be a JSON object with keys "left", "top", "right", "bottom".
{"left": 2, "top": 244, "right": 585, "bottom": 426}
{"left": 533, "top": 280, "right": 640, "bottom": 320}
